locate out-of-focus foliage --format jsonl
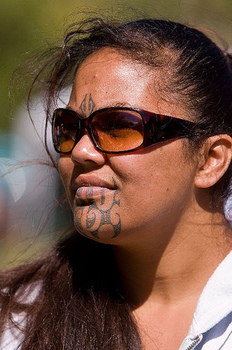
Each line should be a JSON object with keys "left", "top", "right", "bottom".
{"left": 1, "top": 0, "right": 232, "bottom": 131}
{"left": 0, "top": 0, "right": 84, "bottom": 130}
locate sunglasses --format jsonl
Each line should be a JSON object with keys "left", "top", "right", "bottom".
{"left": 52, "top": 107, "right": 196, "bottom": 154}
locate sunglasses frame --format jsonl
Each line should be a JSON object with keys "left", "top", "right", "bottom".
{"left": 52, "top": 107, "right": 196, "bottom": 154}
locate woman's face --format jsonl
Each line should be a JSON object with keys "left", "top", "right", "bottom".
{"left": 58, "top": 48, "right": 198, "bottom": 247}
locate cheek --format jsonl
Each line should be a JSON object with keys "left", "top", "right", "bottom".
{"left": 111, "top": 148, "right": 173, "bottom": 189}
{"left": 110, "top": 146, "right": 195, "bottom": 214}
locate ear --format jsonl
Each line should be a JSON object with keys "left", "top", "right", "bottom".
{"left": 194, "top": 135, "right": 232, "bottom": 188}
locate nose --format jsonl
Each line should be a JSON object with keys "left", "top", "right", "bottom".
{"left": 71, "top": 131, "right": 106, "bottom": 166}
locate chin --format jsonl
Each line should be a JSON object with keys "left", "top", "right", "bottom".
{"left": 74, "top": 222, "right": 121, "bottom": 243}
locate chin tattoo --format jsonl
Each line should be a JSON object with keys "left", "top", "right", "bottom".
{"left": 74, "top": 178, "right": 121, "bottom": 239}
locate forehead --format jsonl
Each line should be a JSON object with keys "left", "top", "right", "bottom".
{"left": 69, "top": 48, "right": 187, "bottom": 118}
{"left": 77, "top": 48, "right": 151, "bottom": 81}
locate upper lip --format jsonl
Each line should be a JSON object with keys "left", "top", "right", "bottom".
{"left": 71, "top": 175, "right": 117, "bottom": 191}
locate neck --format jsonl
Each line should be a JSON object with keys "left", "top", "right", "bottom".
{"left": 113, "top": 212, "right": 232, "bottom": 308}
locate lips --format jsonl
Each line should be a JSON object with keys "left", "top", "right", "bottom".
{"left": 72, "top": 175, "right": 117, "bottom": 205}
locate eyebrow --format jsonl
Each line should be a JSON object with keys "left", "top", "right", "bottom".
{"left": 112, "top": 102, "right": 133, "bottom": 108}
{"left": 65, "top": 102, "right": 134, "bottom": 112}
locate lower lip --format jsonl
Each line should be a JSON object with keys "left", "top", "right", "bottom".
{"left": 74, "top": 186, "right": 114, "bottom": 205}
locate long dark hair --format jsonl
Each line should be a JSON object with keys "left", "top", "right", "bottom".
{"left": 1, "top": 16, "right": 232, "bottom": 349}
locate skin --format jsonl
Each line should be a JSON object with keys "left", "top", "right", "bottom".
{"left": 58, "top": 48, "right": 232, "bottom": 349}
{"left": 60, "top": 49, "right": 197, "bottom": 243}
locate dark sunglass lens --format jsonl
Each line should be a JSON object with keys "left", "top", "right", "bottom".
{"left": 52, "top": 109, "right": 78, "bottom": 153}
{"left": 90, "top": 110, "right": 144, "bottom": 152}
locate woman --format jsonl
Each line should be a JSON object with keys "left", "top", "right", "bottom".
{"left": 1, "top": 17, "right": 232, "bottom": 350}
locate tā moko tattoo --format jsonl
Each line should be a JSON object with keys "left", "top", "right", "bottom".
{"left": 74, "top": 179, "right": 121, "bottom": 239}
{"left": 79, "top": 93, "right": 95, "bottom": 117}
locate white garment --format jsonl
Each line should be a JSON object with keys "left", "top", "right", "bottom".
{"left": 2, "top": 252, "right": 232, "bottom": 349}
{"left": 180, "top": 250, "right": 232, "bottom": 349}
{"left": 0, "top": 282, "right": 40, "bottom": 350}
{"left": 1, "top": 316, "right": 24, "bottom": 350}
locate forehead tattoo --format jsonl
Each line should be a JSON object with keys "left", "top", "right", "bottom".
{"left": 79, "top": 93, "right": 96, "bottom": 117}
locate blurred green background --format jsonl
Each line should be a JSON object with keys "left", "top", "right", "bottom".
{"left": 1, "top": 0, "right": 232, "bottom": 131}
{"left": 0, "top": 0, "right": 232, "bottom": 267}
